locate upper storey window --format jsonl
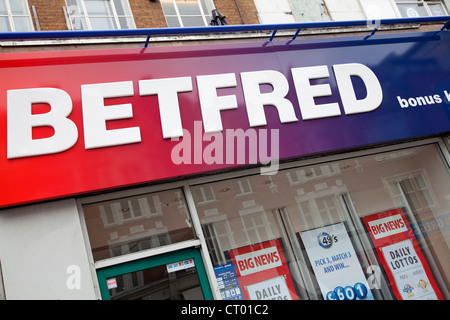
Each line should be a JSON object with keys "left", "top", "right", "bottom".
{"left": 161, "top": 0, "right": 214, "bottom": 27}
{"left": 0, "top": 0, "right": 33, "bottom": 32}
{"left": 65, "top": 0, "right": 135, "bottom": 30}
{"left": 395, "top": 0, "right": 448, "bottom": 17}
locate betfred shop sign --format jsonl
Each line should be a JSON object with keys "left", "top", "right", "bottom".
{"left": 1, "top": 31, "right": 450, "bottom": 208}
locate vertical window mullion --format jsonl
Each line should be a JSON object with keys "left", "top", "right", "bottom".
{"left": 109, "top": 0, "right": 121, "bottom": 29}
{"left": 197, "top": 0, "right": 208, "bottom": 26}
{"left": 80, "top": 0, "right": 92, "bottom": 30}
{"left": 5, "top": 0, "right": 14, "bottom": 31}
{"left": 173, "top": 0, "right": 184, "bottom": 27}
{"left": 423, "top": 1, "right": 433, "bottom": 16}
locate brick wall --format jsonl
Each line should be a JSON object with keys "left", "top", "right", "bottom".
{"left": 130, "top": 0, "right": 167, "bottom": 29}
{"left": 28, "top": 0, "right": 67, "bottom": 31}
{"left": 213, "top": 0, "right": 259, "bottom": 24}
{"left": 27, "top": 0, "right": 259, "bottom": 31}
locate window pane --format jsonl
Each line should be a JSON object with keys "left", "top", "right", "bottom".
{"left": 10, "top": 0, "right": 28, "bottom": 15}
{"left": 67, "top": 0, "right": 85, "bottom": 15}
{"left": 165, "top": 16, "right": 180, "bottom": 27}
{"left": 200, "top": 0, "right": 213, "bottom": 17}
{"left": 0, "top": 16, "right": 11, "bottom": 31}
{"left": 181, "top": 16, "right": 205, "bottom": 26}
{"left": 113, "top": 0, "right": 131, "bottom": 16}
{"left": 397, "top": 3, "right": 428, "bottom": 17}
{"left": 429, "top": 3, "right": 446, "bottom": 16}
{"left": 89, "top": 16, "right": 116, "bottom": 29}
{"left": 160, "top": 0, "right": 177, "bottom": 15}
{"left": 13, "top": 16, "right": 32, "bottom": 31}
{"left": 177, "top": 0, "right": 201, "bottom": 15}
{"left": 118, "top": 16, "right": 133, "bottom": 29}
{"left": 71, "top": 16, "right": 88, "bottom": 30}
{"left": 85, "top": 0, "right": 113, "bottom": 16}
{"left": 0, "top": 0, "right": 7, "bottom": 15}
{"left": 83, "top": 188, "right": 196, "bottom": 261}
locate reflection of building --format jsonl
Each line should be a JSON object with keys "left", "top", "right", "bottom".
{"left": 83, "top": 189, "right": 195, "bottom": 261}
{"left": 190, "top": 144, "right": 450, "bottom": 300}
{"left": 0, "top": 0, "right": 450, "bottom": 301}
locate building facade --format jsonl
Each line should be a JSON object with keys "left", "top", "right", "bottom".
{"left": 1, "top": 0, "right": 450, "bottom": 301}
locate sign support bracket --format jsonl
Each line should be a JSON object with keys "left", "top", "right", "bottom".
{"left": 267, "top": 29, "right": 277, "bottom": 42}
{"left": 144, "top": 35, "right": 151, "bottom": 48}
{"left": 291, "top": 28, "right": 301, "bottom": 40}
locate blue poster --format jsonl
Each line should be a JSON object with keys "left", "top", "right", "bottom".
{"left": 214, "top": 263, "right": 244, "bottom": 300}
{"left": 301, "top": 222, "right": 374, "bottom": 300}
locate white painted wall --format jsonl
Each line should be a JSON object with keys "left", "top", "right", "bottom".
{"left": 254, "top": 0, "right": 412, "bottom": 23}
{"left": 0, "top": 199, "right": 98, "bottom": 300}
{"left": 324, "top": 0, "right": 366, "bottom": 20}
{"left": 359, "top": 0, "right": 398, "bottom": 19}
{"left": 254, "top": 0, "right": 296, "bottom": 23}
{"left": 324, "top": 0, "right": 398, "bottom": 20}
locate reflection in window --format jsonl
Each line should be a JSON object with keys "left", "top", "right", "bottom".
{"left": 241, "top": 208, "right": 273, "bottom": 244}
{"left": 161, "top": 0, "right": 214, "bottom": 27}
{"left": 65, "top": 0, "right": 135, "bottom": 30}
{"left": 99, "top": 196, "right": 162, "bottom": 227}
{"left": 192, "top": 144, "right": 450, "bottom": 300}
{"left": 387, "top": 171, "right": 436, "bottom": 214}
{"left": 83, "top": 188, "right": 195, "bottom": 261}
{"left": 194, "top": 185, "right": 216, "bottom": 204}
{"left": 203, "top": 219, "right": 234, "bottom": 265}
{"left": 0, "top": 0, "right": 33, "bottom": 32}
{"left": 108, "top": 263, "right": 202, "bottom": 300}
{"left": 287, "top": 164, "right": 341, "bottom": 185}
{"left": 233, "top": 179, "right": 253, "bottom": 196}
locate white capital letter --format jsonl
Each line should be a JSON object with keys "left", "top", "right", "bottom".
{"left": 292, "top": 65, "right": 341, "bottom": 120}
{"left": 82, "top": 81, "right": 140, "bottom": 149}
{"left": 241, "top": 70, "right": 298, "bottom": 127}
{"left": 197, "top": 73, "right": 237, "bottom": 133}
{"left": 7, "top": 88, "right": 78, "bottom": 159}
{"left": 333, "top": 63, "right": 383, "bottom": 114}
{"left": 139, "top": 77, "right": 192, "bottom": 139}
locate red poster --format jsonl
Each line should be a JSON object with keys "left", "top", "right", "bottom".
{"left": 362, "top": 208, "right": 443, "bottom": 300}
{"left": 228, "top": 239, "right": 298, "bottom": 300}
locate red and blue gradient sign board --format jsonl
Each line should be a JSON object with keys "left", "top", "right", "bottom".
{"left": 1, "top": 31, "right": 450, "bottom": 208}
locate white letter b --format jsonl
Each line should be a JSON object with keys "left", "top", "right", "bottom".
{"left": 7, "top": 88, "right": 78, "bottom": 159}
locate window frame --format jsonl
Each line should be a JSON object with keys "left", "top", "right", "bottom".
{"left": 393, "top": 0, "right": 448, "bottom": 17}
{"left": 65, "top": 0, "right": 136, "bottom": 30}
{"left": 160, "top": 0, "right": 214, "bottom": 27}
{"left": 79, "top": 137, "right": 450, "bottom": 300}
{"left": 0, "top": 0, "right": 34, "bottom": 32}
{"left": 385, "top": 170, "right": 437, "bottom": 213}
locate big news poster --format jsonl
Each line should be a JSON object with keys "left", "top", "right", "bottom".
{"left": 228, "top": 239, "right": 299, "bottom": 300}
{"left": 362, "top": 208, "right": 443, "bottom": 300}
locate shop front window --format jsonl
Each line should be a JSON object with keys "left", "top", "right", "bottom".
{"left": 192, "top": 144, "right": 450, "bottom": 300}
{"left": 0, "top": 261, "right": 4, "bottom": 300}
{"left": 82, "top": 188, "right": 196, "bottom": 261}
